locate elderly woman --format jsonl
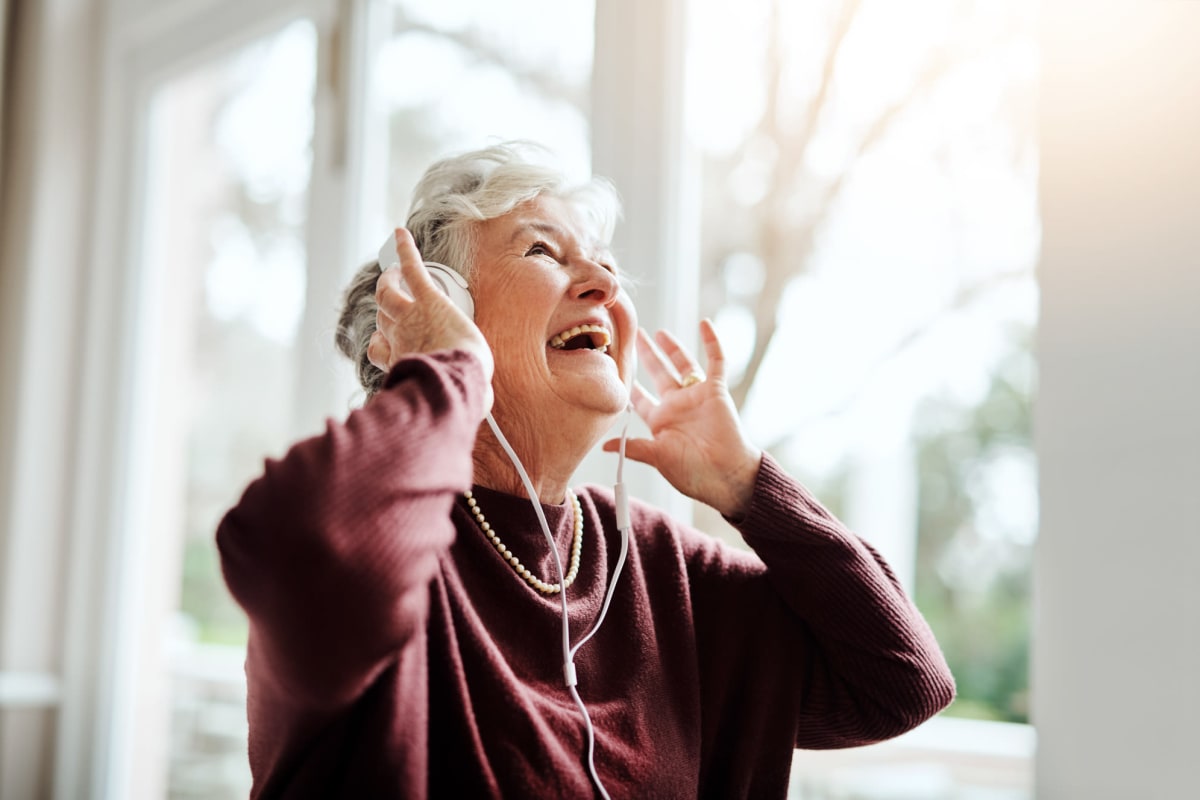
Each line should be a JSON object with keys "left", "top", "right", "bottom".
{"left": 217, "top": 143, "right": 954, "bottom": 799}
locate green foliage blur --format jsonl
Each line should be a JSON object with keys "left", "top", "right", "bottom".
{"left": 911, "top": 330, "right": 1034, "bottom": 723}
{"left": 181, "top": 537, "right": 248, "bottom": 646}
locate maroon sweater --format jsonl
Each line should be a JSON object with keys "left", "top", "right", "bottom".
{"left": 217, "top": 351, "right": 954, "bottom": 799}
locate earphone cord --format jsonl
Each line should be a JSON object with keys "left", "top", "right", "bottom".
{"left": 567, "top": 408, "right": 632, "bottom": 799}
{"left": 482, "top": 409, "right": 632, "bottom": 800}
{"left": 484, "top": 413, "right": 572, "bottom": 662}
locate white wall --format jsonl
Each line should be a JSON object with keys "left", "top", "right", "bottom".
{"left": 1034, "top": 2, "right": 1200, "bottom": 798}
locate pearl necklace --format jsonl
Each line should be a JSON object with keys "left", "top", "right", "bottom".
{"left": 463, "top": 488, "right": 584, "bottom": 594}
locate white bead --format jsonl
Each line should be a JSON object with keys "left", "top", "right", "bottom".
{"left": 464, "top": 488, "right": 584, "bottom": 594}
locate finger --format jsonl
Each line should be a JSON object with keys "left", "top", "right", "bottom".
{"left": 367, "top": 330, "right": 392, "bottom": 371}
{"left": 375, "top": 266, "right": 414, "bottom": 316}
{"left": 654, "top": 328, "right": 703, "bottom": 381}
{"left": 375, "top": 305, "right": 399, "bottom": 341}
{"left": 601, "top": 436, "right": 658, "bottom": 467}
{"left": 637, "top": 328, "right": 681, "bottom": 396}
{"left": 394, "top": 228, "right": 442, "bottom": 301}
{"left": 630, "top": 381, "right": 659, "bottom": 420}
{"left": 698, "top": 318, "right": 726, "bottom": 383}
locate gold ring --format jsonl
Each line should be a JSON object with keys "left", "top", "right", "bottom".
{"left": 680, "top": 371, "right": 705, "bottom": 388}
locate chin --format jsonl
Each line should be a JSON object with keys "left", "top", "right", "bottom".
{"left": 569, "top": 380, "right": 630, "bottom": 418}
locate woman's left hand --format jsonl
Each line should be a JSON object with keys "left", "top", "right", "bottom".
{"left": 603, "top": 320, "right": 762, "bottom": 519}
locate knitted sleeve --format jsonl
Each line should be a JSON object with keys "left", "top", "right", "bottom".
{"left": 687, "top": 454, "right": 955, "bottom": 753}
{"left": 216, "top": 350, "right": 486, "bottom": 711}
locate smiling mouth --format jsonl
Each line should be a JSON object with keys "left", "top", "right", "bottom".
{"left": 548, "top": 324, "right": 612, "bottom": 354}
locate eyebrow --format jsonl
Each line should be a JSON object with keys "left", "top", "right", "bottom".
{"left": 509, "top": 221, "right": 571, "bottom": 245}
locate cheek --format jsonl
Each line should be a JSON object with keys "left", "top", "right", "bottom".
{"left": 474, "top": 292, "right": 541, "bottom": 351}
{"left": 480, "top": 320, "right": 547, "bottom": 383}
{"left": 614, "top": 297, "right": 638, "bottom": 351}
{"left": 484, "top": 328, "right": 538, "bottom": 377}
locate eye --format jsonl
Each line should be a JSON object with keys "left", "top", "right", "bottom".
{"left": 524, "top": 241, "right": 554, "bottom": 258}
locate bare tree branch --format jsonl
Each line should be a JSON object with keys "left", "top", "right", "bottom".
{"left": 731, "top": 19, "right": 960, "bottom": 409}
{"left": 727, "top": 0, "right": 862, "bottom": 409}
{"left": 789, "top": 0, "right": 864, "bottom": 164}
{"left": 390, "top": 11, "right": 588, "bottom": 111}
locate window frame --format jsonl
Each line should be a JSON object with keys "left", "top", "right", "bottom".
{"left": 50, "top": 1, "right": 355, "bottom": 797}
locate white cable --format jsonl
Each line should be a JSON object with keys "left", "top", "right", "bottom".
{"left": 570, "top": 410, "right": 632, "bottom": 657}
{"left": 569, "top": 685, "right": 611, "bottom": 800}
{"left": 484, "top": 413, "right": 572, "bottom": 674}
{"left": 481, "top": 407, "right": 633, "bottom": 800}
{"left": 564, "top": 408, "right": 633, "bottom": 800}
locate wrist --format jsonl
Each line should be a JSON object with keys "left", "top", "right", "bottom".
{"left": 717, "top": 448, "right": 763, "bottom": 520}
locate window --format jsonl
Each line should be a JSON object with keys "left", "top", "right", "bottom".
{"left": 137, "top": 19, "right": 318, "bottom": 799}
{"left": 685, "top": 0, "right": 1039, "bottom": 795}
{"left": 16, "top": 0, "right": 1036, "bottom": 795}
{"left": 123, "top": 3, "right": 605, "bottom": 795}
{"left": 369, "top": 0, "right": 597, "bottom": 248}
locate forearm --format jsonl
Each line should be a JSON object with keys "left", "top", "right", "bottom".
{"left": 732, "top": 455, "right": 955, "bottom": 746}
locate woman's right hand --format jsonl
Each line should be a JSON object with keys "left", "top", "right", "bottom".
{"left": 368, "top": 227, "right": 494, "bottom": 414}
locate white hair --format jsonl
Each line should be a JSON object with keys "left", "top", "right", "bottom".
{"left": 405, "top": 142, "right": 620, "bottom": 278}
{"left": 335, "top": 141, "right": 623, "bottom": 397}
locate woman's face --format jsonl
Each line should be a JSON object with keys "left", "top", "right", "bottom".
{"left": 469, "top": 195, "right": 637, "bottom": 425}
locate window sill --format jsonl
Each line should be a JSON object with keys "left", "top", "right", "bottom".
{"left": 789, "top": 715, "right": 1034, "bottom": 800}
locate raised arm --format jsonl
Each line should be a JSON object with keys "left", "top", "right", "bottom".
{"left": 219, "top": 227, "right": 493, "bottom": 711}
{"left": 608, "top": 320, "right": 953, "bottom": 750}
{"left": 217, "top": 351, "right": 488, "bottom": 711}
{"left": 719, "top": 456, "right": 954, "bottom": 748}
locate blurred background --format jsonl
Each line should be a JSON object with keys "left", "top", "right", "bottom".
{"left": 1, "top": 0, "right": 1196, "bottom": 798}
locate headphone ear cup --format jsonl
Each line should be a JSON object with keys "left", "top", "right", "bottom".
{"left": 422, "top": 261, "right": 475, "bottom": 320}
{"left": 377, "top": 235, "right": 474, "bottom": 319}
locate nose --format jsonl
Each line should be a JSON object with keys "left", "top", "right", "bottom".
{"left": 571, "top": 258, "right": 620, "bottom": 305}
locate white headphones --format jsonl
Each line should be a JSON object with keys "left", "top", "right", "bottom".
{"left": 377, "top": 233, "right": 475, "bottom": 319}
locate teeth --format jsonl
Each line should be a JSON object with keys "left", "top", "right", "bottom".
{"left": 548, "top": 324, "right": 612, "bottom": 350}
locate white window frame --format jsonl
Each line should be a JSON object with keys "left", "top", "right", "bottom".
{"left": 581, "top": 0, "right": 699, "bottom": 519}
{"left": 47, "top": 1, "right": 363, "bottom": 798}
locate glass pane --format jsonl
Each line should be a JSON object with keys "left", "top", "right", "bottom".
{"left": 685, "top": 0, "right": 1038, "bottom": 797}
{"left": 372, "top": 0, "right": 596, "bottom": 240}
{"left": 140, "top": 19, "right": 317, "bottom": 800}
